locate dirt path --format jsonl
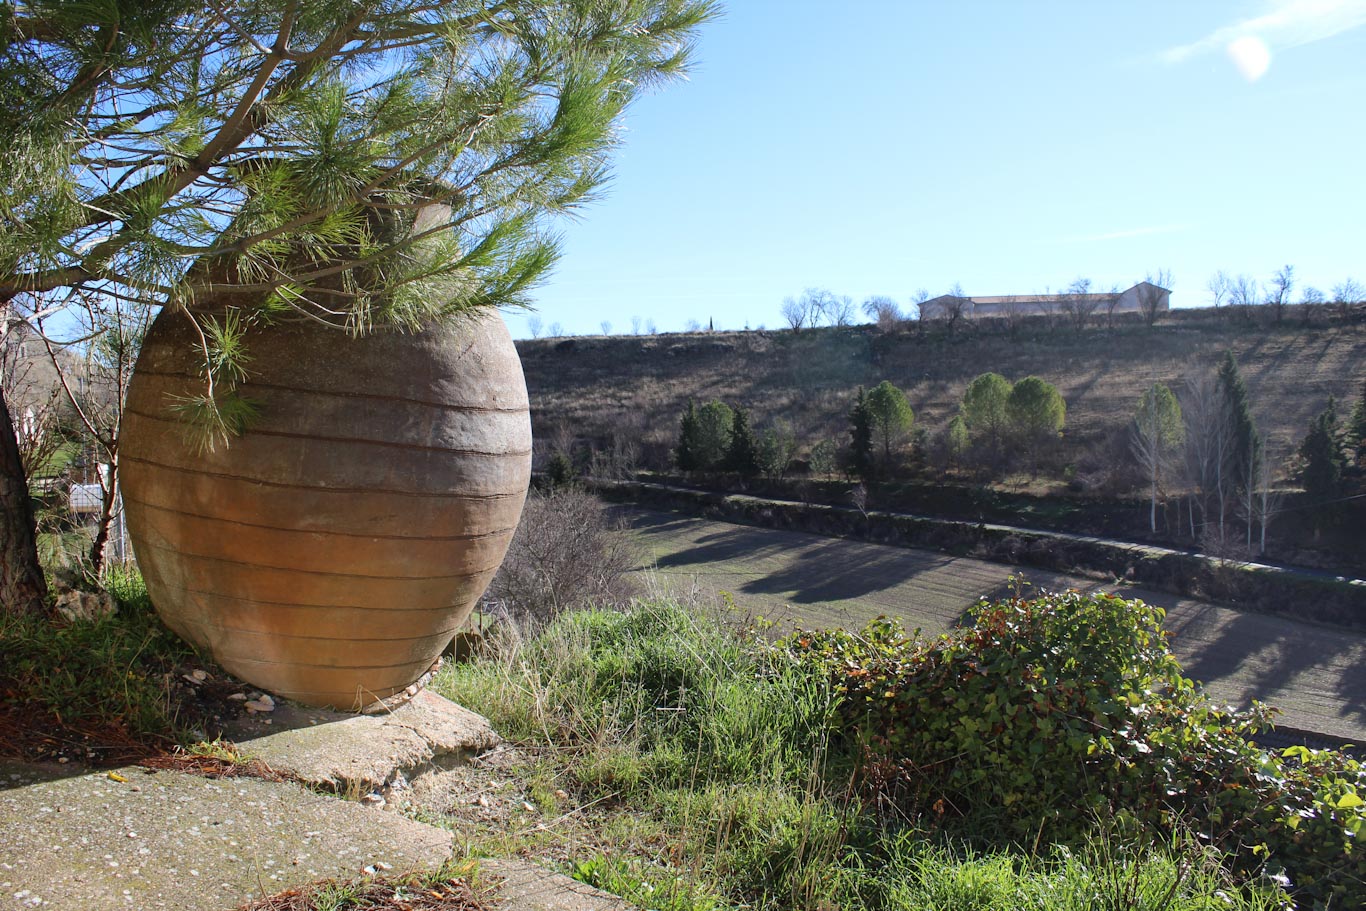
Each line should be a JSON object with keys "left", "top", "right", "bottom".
{"left": 624, "top": 510, "right": 1366, "bottom": 745}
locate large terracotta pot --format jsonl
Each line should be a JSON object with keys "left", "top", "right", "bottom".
{"left": 120, "top": 310, "right": 530, "bottom": 709}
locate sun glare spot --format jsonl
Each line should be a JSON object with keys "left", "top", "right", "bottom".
{"left": 1226, "top": 35, "right": 1272, "bottom": 81}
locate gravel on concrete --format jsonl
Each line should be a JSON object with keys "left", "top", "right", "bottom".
{"left": 0, "top": 759, "right": 453, "bottom": 911}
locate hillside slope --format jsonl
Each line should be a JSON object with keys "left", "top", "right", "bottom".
{"left": 518, "top": 308, "right": 1366, "bottom": 473}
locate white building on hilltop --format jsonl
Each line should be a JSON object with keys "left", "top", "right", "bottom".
{"left": 920, "top": 281, "right": 1170, "bottom": 321}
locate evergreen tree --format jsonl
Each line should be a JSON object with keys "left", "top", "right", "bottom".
{"left": 674, "top": 401, "right": 701, "bottom": 472}
{"left": 1347, "top": 378, "right": 1366, "bottom": 470}
{"left": 0, "top": 0, "right": 716, "bottom": 616}
{"left": 1216, "top": 351, "right": 1261, "bottom": 496}
{"left": 848, "top": 387, "right": 874, "bottom": 478}
{"left": 725, "top": 407, "right": 760, "bottom": 477}
{"left": 1299, "top": 397, "right": 1345, "bottom": 533}
{"left": 694, "top": 400, "right": 734, "bottom": 470}
{"left": 945, "top": 415, "right": 971, "bottom": 465}
{"left": 866, "top": 380, "right": 915, "bottom": 470}
{"left": 756, "top": 421, "right": 797, "bottom": 479}
{"left": 1007, "top": 376, "right": 1066, "bottom": 473}
{"left": 960, "top": 372, "right": 1013, "bottom": 464}
{"left": 546, "top": 451, "right": 575, "bottom": 490}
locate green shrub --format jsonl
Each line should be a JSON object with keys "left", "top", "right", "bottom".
{"left": 791, "top": 590, "right": 1365, "bottom": 908}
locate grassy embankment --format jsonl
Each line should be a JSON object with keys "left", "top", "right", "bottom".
{"left": 432, "top": 593, "right": 1363, "bottom": 911}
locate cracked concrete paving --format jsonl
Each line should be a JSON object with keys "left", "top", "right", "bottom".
{"left": 1, "top": 693, "right": 626, "bottom": 911}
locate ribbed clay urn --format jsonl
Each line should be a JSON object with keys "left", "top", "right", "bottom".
{"left": 120, "top": 310, "right": 530, "bottom": 709}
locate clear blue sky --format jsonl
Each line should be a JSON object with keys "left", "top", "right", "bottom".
{"left": 513, "top": 1, "right": 1366, "bottom": 338}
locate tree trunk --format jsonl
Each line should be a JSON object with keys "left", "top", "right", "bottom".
{"left": 0, "top": 389, "right": 48, "bottom": 615}
{"left": 88, "top": 453, "right": 119, "bottom": 577}
{"left": 1149, "top": 474, "right": 1157, "bottom": 533}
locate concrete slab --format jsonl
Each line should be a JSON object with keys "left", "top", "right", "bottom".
{"left": 220, "top": 690, "right": 500, "bottom": 795}
{"left": 0, "top": 760, "right": 453, "bottom": 911}
{"left": 482, "top": 860, "right": 634, "bottom": 911}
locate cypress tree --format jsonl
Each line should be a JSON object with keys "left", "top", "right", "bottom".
{"left": 848, "top": 387, "right": 874, "bottom": 478}
{"left": 675, "top": 400, "right": 701, "bottom": 472}
{"left": 725, "top": 407, "right": 760, "bottom": 477}
{"left": 1216, "top": 351, "right": 1260, "bottom": 494}
{"left": 1347, "top": 378, "right": 1366, "bottom": 470}
{"left": 1299, "top": 397, "right": 1345, "bottom": 533}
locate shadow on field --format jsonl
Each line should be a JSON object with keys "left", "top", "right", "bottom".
{"left": 737, "top": 539, "right": 956, "bottom": 605}
{"left": 1176, "top": 608, "right": 1366, "bottom": 727}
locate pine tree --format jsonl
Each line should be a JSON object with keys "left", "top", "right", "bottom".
{"left": 1299, "top": 397, "right": 1345, "bottom": 534}
{"left": 848, "top": 387, "right": 874, "bottom": 478}
{"left": 0, "top": 1, "right": 716, "bottom": 615}
{"left": 866, "top": 380, "right": 915, "bottom": 470}
{"left": 725, "top": 407, "right": 760, "bottom": 477}
{"left": 960, "top": 372, "right": 1013, "bottom": 466}
{"left": 675, "top": 401, "right": 701, "bottom": 472}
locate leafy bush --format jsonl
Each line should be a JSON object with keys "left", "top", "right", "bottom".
{"left": 791, "top": 590, "right": 1365, "bottom": 908}
{"left": 438, "top": 600, "right": 1289, "bottom": 911}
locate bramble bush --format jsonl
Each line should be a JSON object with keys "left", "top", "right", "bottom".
{"left": 789, "top": 590, "right": 1365, "bottom": 909}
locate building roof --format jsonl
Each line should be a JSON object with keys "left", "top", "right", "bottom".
{"left": 923, "top": 281, "right": 1169, "bottom": 308}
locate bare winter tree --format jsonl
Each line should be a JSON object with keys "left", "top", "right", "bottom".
{"left": 1033, "top": 285, "right": 1059, "bottom": 326}
{"left": 823, "top": 294, "right": 856, "bottom": 327}
{"left": 1300, "top": 287, "right": 1324, "bottom": 305}
{"left": 862, "top": 295, "right": 902, "bottom": 333}
{"left": 1181, "top": 371, "right": 1233, "bottom": 543}
{"left": 1060, "top": 277, "right": 1099, "bottom": 331}
{"left": 35, "top": 291, "right": 151, "bottom": 574}
{"left": 1234, "top": 431, "right": 1279, "bottom": 555}
{"left": 1101, "top": 284, "right": 1123, "bottom": 329}
{"left": 1253, "top": 433, "right": 1282, "bottom": 556}
{"left": 527, "top": 316, "right": 543, "bottom": 339}
{"left": 631, "top": 316, "right": 642, "bottom": 335}
{"left": 487, "top": 488, "right": 640, "bottom": 622}
{"left": 1229, "top": 274, "right": 1261, "bottom": 312}
{"left": 1138, "top": 269, "right": 1173, "bottom": 326}
{"left": 1269, "top": 264, "right": 1294, "bottom": 324}
{"left": 940, "top": 283, "right": 970, "bottom": 333}
{"left": 1000, "top": 294, "right": 1029, "bottom": 333}
{"left": 1332, "top": 278, "right": 1363, "bottom": 318}
{"left": 549, "top": 322, "right": 564, "bottom": 337}
{"left": 910, "top": 288, "right": 931, "bottom": 323}
{"left": 600, "top": 320, "right": 612, "bottom": 336}
{"left": 1131, "top": 383, "right": 1184, "bottom": 534}
{"left": 646, "top": 319, "right": 658, "bottom": 335}
{"left": 1207, "top": 270, "right": 1231, "bottom": 310}
{"left": 780, "top": 295, "right": 810, "bottom": 333}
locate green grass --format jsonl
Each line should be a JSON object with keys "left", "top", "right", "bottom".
{"left": 0, "top": 565, "right": 198, "bottom": 757}
{"left": 431, "top": 599, "right": 1290, "bottom": 911}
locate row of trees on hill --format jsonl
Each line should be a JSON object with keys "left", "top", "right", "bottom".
{"left": 674, "top": 400, "right": 798, "bottom": 479}
{"left": 778, "top": 266, "right": 1363, "bottom": 336}
{"left": 1126, "top": 353, "right": 1366, "bottom": 554}
{"left": 663, "top": 350, "right": 1363, "bottom": 559}
{"left": 941, "top": 373, "right": 1067, "bottom": 474}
